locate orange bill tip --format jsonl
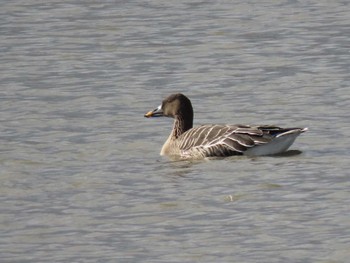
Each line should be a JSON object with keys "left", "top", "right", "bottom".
{"left": 144, "top": 111, "right": 153, "bottom": 118}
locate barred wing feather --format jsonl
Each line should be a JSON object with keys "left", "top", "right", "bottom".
{"left": 178, "top": 125, "right": 277, "bottom": 157}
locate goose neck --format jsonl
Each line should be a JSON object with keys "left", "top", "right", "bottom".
{"left": 172, "top": 115, "right": 193, "bottom": 139}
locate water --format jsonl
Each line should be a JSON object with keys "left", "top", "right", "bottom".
{"left": 1, "top": 1, "right": 349, "bottom": 262}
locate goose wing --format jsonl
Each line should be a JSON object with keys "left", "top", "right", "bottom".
{"left": 178, "top": 125, "right": 297, "bottom": 157}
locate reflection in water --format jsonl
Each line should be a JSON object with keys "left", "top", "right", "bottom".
{"left": 273, "top": 149, "right": 303, "bottom": 157}
{"left": 155, "top": 157, "right": 202, "bottom": 178}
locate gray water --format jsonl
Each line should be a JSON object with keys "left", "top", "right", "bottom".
{"left": 1, "top": 1, "right": 350, "bottom": 262}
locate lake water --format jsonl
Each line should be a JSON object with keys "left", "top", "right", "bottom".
{"left": 1, "top": 1, "right": 350, "bottom": 262}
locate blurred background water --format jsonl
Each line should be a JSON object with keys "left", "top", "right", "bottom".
{"left": 1, "top": 1, "right": 349, "bottom": 262}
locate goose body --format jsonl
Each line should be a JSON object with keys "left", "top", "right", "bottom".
{"left": 145, "top": 93, "right": 307, "bottom": 159}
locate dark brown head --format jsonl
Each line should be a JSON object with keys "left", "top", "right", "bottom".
{"left": 144, "top": 93, "right": 194, "bottom": 122}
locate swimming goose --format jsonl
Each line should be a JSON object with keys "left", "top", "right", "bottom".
{"left": 144, "top": 93, "right": 307, "bottom": 158}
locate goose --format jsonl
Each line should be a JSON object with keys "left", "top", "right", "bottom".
{"left": 144, "top": 93, "right": 307, "bottom": 159}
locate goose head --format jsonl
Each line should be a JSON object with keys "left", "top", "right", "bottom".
{"left": 144, "top": 93, "right": 193, "bottom": 120}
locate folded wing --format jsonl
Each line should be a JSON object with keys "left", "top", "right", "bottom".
{"left": 178, "top": 125, "right": 305, "bottom": 157}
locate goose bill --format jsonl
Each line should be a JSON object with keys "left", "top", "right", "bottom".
{"left": 144, "top": 105, "right": 163, "bottom": 118}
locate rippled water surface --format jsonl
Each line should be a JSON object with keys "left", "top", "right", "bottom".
{"left": 1, "top": 1, "right": 350, "bottom": 262}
